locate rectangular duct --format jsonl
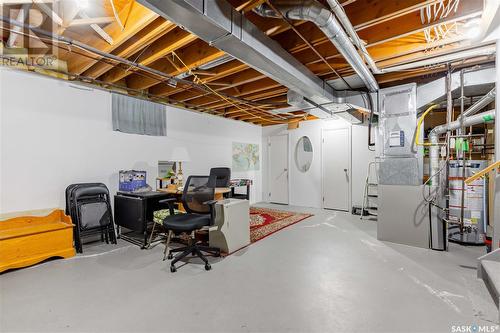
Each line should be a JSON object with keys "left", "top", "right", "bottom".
{"left": 137, "top": 0, "right": 337, "bottom": 106}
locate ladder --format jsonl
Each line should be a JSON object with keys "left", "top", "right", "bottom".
{"left": 361, "top": 161, "right": 379, "bottom": 220}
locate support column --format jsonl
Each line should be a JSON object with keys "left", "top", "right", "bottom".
{"left": 494, "top": 41, "right": 500, "bottom": 250}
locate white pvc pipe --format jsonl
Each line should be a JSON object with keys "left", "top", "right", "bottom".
{"left": 460, "top": 88, "right": 496, "bottom": 120}
{"left": 494, "top": 41, "right": 500, "bottom": 251}
{"left": 380, "top": 45, "right": 496, "bottom": 73}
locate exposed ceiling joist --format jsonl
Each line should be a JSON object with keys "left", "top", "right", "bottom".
{"left": 66, "top": 1, "right": 158, "bottom": 74}
{"left": 125, "top": 43, "right": 225, "bottom": 90}
{"left": 7, "top": 4, "right": 30, "bottom": 47}
{"left": 83, "top": 18, "right": 174, "bottom": 78}
{"left": 79, "top": 12, "right": 114, "bottom": 45}
{"left": 69, "top": 17, "right": 116, "bottom": 26}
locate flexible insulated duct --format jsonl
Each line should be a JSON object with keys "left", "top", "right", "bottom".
{"left": 254, "top": 0, "right": 379, "bottom": 92}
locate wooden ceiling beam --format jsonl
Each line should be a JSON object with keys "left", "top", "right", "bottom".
{"left": 150, "top": 60, "right": 248, "bottom": 96}
{"left": 319, "top": 41, "right": 491, "bottom": 82}
{"left": 170, "top": 68, "right": 267, "bottom": 102}
{"left": 235, "top": 0, "right": 267, "bottom": 13}
{"left": 66, "top": 1, "right": 158, "bottom": 74}
{"left": 83, "top": 18, "right": 174, "bottom": 79}
{"left": 187, "top": 77, "right": 280, "bottom": 108}
{"left": 124, "top": 42, "right": 225, "bottom": 90}
{"left": 346, "top": 0, "right": 442, "bottom": 31}
{"left": 208, "top": 86, "right": 288, "bottom": 112}
{"left": 215, "top": 94, "right": 289, "bottom": 118}
{"left": 357, "top": 0, "right": 482, "bottom": 47}
{"left": 68, "top": 16, "right": 116, "bottom": 26}
{"left": 248, "top": 0, "right": 447, "bottom": 55}
{"left": 100, "top": 27, "right": 197, "bottom": 84}
{"left": 376, "top": 56, "right": 493, "bottom": 86}
{"left": 290, "top": 0, "right": 483, "bottom": 68}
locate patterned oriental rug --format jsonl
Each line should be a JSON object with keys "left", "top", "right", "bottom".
{"left": 249, "top": 207, "right": 313, "bottom": 243}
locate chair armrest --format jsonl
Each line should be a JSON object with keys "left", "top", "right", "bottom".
{"left": 159, "top": 197, "right": 177, "bottom": 215}
{"left": 159, "top": 198, "right": 177, "bottom": 204}
{"left": 203, "top": 200, "right": 218, "bottom": 225}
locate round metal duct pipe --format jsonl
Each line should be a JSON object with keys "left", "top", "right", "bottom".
{"left": 254, "top": 0, "right": 379, "bottom": 92}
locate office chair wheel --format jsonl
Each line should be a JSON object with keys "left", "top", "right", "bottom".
{"left": 167, "top": 253, "right": 173, "bottom": 260}
{"left": 170, "top": 265, "right": 177, "bottom": 273}
{"left": 204, "top": 263, "right": 211, "bottom": 271}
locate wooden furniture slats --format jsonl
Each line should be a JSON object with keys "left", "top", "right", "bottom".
{"left": 0, "top": 210, "right": 75, "bottom": 273}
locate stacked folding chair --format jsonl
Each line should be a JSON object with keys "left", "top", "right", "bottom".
{"left": 65, "top": 183, "right": 117, "bottom": 253}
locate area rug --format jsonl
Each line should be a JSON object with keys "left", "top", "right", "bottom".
{"left": 249, "top": 207, "right": 313, "bottom": 243}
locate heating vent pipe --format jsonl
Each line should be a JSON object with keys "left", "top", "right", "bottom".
{"left": 430, "top": 109, "right": 495, "bottom": 140}
{"left": 254, "top": 0, "right": 379, "bottom": 92}
{"left": 325, "top": 0, "right": 382, "bottom": 74}
{"left": 459, "top": 88, "right": 496, "bottom": 120}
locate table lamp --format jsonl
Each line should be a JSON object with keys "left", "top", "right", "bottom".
{"left": 170, "top": 147, "right": 190, "bottom": 187}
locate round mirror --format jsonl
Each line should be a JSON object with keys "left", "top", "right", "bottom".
{"left": 295, "top": 136, "right": 313, "bottom": 172}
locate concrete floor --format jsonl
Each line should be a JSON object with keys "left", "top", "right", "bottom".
{"left": 1, "top": 204, "right": 498, "bottom": 332}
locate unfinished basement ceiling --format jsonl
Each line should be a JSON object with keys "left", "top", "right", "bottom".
{"left": 0, "top": 0, "right": 494, "bottom": 125}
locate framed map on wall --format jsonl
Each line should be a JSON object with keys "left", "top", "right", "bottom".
{"left": 232, "top": 142, "right": 260, "bottom": 171}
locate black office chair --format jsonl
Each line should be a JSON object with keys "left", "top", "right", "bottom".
{"left": 209, "top": 167, "right": 231, "bottom": 188}
{"left": 160, "top": 175, "right": 221, "bottom": 272}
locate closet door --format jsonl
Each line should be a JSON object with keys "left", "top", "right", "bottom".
{"left": 269, "top": 135, "right": 289, "bottom": 204}
{"left": 323, "top": 128, "right": 350, "bottom": 211}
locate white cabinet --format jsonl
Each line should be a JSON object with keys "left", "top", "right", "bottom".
{"left": 209, "top": 199, "right": 250, "bottom": 254}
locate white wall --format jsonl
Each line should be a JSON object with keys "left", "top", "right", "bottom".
{"left": 262, "top": 119, "right": 375, "bottom": 209}
{"left": 0, "top": 69, "right": 262, "bottom": 214}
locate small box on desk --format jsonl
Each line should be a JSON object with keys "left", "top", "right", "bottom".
{"left": 119, "top": 170, "right": 147, "bottom": 192}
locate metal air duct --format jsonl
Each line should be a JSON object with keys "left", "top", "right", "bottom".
{"left": 459, "top": 88, "right": 496, "bottom": 120}
{"left": 136, "top": 0, "right": 337, "bottom": 106}
{"left": 325, "top": 0, "right": 382, "bottom": 74}
{"left": 254, "top": 0, "right": 379, "bottom": 92}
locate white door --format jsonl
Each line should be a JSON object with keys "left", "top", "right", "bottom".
{"left": 269, "top": 135, "right": 289, "bottom": 204}
{"left": 323, "top": 128, "right": 350, "bottom": 211}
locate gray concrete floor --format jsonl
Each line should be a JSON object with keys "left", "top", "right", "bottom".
{"left": 1, "top": 204, "right": 498, "bottom": 332}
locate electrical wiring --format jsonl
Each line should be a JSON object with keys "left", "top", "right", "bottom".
{"left": 422, "top": 155, "right": 450, "bottom": 205}
{"left": 171, "top": 51, "right": 290, "bottom": 124}
{"left": 0, "top": 20, "right": 291, "bottom": 123}
{"left": 366, "top": 90, "right": 376, "bottom": 151}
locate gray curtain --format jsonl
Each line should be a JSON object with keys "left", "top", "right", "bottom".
{"left": 112, "top": 93, "right": 166, "bottom": 136}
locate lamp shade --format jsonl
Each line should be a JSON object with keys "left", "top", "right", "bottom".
{"left": 170, "top": 147, "right": 191, "bottom": 162}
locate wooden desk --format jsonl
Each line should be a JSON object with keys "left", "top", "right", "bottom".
{"left": 157, "top": 187, "right": 231, "bottom": 201}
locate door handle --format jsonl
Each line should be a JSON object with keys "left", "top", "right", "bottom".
{"left": 344, "top": 168, "right": 348, "bottom": 172}
{"left": 277, "top": 168, "right": 288, "bottom": 178}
